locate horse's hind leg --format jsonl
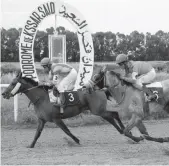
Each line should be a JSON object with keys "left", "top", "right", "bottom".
{"left": 123, "top": 114, "right": 144, "bottom": 142}
{"left": 136, "top": 120, "right": 149, "bottom": 136}
{"left": 28, "top": 118, "right": 46, "bottom": 148}
{"left": 53, "top": 119, "right": 80, "bottom": 144}
{"left": 101, "top": 111, "right": 124, "bottom": 134}
{"left": 137, "top": 120, "right": 169, "bottom": 143}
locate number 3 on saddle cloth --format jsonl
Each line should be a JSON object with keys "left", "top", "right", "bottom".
{"left": 144, "top": 82, "right": 164, "bottom": 102}
{"left": 52, "top": 87, "right": 81, "bottom": 108}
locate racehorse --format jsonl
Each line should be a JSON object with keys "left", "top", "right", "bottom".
{"left": 2, "top": 72, "right": 142, "bottom": 148}
{"left": 89, "top": 67, "right": 169, "bottom": 143}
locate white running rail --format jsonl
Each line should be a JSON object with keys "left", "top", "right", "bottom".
{"left": 1, "top": 84, "right": 18, "bottom": 122}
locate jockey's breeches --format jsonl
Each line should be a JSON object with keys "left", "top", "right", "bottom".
{"left": 136, "top": 68, "right": 156, "bottom": 86}
{"left": 57, "top": 68, "right": 77, "bottom": 92}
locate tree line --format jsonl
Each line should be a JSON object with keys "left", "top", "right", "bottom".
{"left": 1, "top": 27, "right": 169, "bottom": 62}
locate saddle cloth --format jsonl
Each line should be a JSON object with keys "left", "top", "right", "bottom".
{"left": 49, "top": 90, "right": 81, "bottom": 107}
{"left": 145, "top": 82, "right": 163, "bottom": 99}
{"left": 60, "top": 91, "right": 81, "bottom": 107}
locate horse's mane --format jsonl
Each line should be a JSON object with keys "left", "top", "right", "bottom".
{"left": 22, "top": 77, "right": 39, "bottom": 86}
{"left": 109, "top": 70, "right": 133, "bottom": 86}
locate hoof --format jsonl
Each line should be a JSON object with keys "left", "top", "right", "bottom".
{"left": 133, "top": 138, "right": 141, "bottom": 143}
{"left": 140, "top": 136, "right": 144, "bottom": 141}
{"left": 75, "top": 138, "right": 80, "bottom": 144}
{"left": 27, "top": 145, "right": 34, "bottom": 148}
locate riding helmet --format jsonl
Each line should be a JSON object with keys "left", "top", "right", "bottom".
{"left": 40, "top": 57, "right": 52, "bottom": 66}
{"left": 116, "top": 54, "right": 128, "bottom": 64}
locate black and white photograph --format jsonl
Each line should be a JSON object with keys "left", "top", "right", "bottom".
{"left": 1, "top": 0, "right": 169, "bottom": 165}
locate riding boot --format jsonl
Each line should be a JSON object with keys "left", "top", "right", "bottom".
{"left": 142, "top": 86, "right": 158, "bottom": 101}
{"left": 133, "top": 84, "right": 157, "bottom": 101}
{"left": 60, "top": 106, "right": 64, "bottom": 115}
{"left": 59, "top": 93, "right": 64, "bottom": 115}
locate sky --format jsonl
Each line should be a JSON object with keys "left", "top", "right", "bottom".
{"left": 1, "top": 0, "right": 169, "bottom": 35}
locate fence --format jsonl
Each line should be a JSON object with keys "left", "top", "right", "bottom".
{"left": 1, "top": 84, "right": 18, "bottom": 122}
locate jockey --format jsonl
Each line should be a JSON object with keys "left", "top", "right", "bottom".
{"left": 115, "top": 53, "right": 157, "bottom": 101}
{"left": 39, "top": 57, "right": 78, "bottom": 114}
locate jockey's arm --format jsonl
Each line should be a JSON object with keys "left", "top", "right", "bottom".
{"left": 49, "top": 71, "right": 53, "bottom": 80}
{"left": 122, "top": 72, "right": 138, "bottom": 84}
{"left": 121, "top": 77, "right": 136, "bottom": 84}
{"left": 131, "top": 72, "right": 138, "bottom": 80}
{"left": 121, "top": 72, "right": 138, "bottom": 83}
{"left": 38, "top": 71, "right": 54, "bottom": 87}
{"left": 53, "top": 65, "right": 71, "bottom": 74}
{"left": 122, "top": 72, "right": 143, "bottom": 90}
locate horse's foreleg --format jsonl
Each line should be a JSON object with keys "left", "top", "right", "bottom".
{"left": 54, "top": 119, "right": 80, "bottom": 144}
{"left": 101, "top": 111, "right": 123, "bottom": 134}
{"left": 28, "top": 118, "right": 45, "bottom": 148}
{"left": 111, "top": 111, "right": 125, "bottom": 131}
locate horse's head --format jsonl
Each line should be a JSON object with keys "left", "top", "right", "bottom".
{"left": 84, "top": 65, "right": 105, "bottom": 90}
{"left": 104, "top": 70, "right": 122, "bottom": 88}
{"left": 2, "top": 72, "right": 39, "bottom": 99}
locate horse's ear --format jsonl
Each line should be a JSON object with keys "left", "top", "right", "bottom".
{"left": 16, "top": 69, "right": 22, "bottom": 77}
{"left": 17, "top": 72, "right": 22, "bottom": 78}
{"left": 19, "top": 72, "right": 22, "bottom": 78}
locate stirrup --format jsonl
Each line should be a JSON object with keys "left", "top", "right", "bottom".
{"left": 60, "top": 107, "right": 64, "bottom": 114}
{"left": 147, "top": 93, "right": 159, "bottom": 102}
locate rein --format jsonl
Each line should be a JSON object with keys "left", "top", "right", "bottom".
{"left": 91, "top": 72, "right": 105, "bottom": 89}
{"left": 20, "top": 85, "right": 47, "bottom": 107}
{"left": 20, "top": 86, "right": 40, "bottom": 94}
{"left": 93, "top": 73, "right": 105, "bottom": 85}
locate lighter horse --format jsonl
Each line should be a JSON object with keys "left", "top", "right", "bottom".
{"left": 90, "top": 68, "right": 169, "bottom": 143}
{"left": 89, "top": 66, "right": 169, "bottom": 143}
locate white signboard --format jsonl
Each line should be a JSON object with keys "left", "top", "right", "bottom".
{"left": 48, "top": 35, "right": 66, "bottom": 63}
{"left": 19, "top": 0, "right": 94, "bottom": 89}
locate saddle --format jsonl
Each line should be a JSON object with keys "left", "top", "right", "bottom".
{"left": 52, "top": 87, "right": 81, "bottom": 108}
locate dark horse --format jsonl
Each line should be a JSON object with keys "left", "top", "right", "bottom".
{"left": 2, "top": 72, "right": 141, "bottom": 148}
{"left": 88, "top": 67, "right": 169, "bottom": 143}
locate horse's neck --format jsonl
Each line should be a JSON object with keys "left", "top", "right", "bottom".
{"left": 110, "top": 81, "right": 127, "bottom": 104}
{"left": 24, "top": 86, "right": 49, "bottom": 103}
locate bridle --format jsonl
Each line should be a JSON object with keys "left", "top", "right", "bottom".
{"left": 92, "top": 72, "right": 105, "bottom": 88}
{"left": 20, "top": 86, "right": 41, "bottom": 94}
{"left": 12, "top": 80, "right": 48, "bottom": 106}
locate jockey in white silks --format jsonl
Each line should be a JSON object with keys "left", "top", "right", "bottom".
{"left": 39, "top": 57, "right": 77, "bottom": 114}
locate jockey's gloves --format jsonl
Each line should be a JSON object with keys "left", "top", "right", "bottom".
{"left": 38, "top": 82, "right": 54, "bottom": 87}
